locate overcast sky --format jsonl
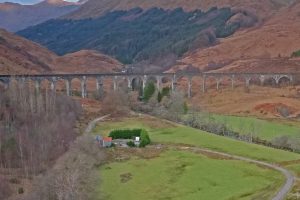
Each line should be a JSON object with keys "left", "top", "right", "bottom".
{"left": 0, "top": 0, "right": 78, "bottom": 4}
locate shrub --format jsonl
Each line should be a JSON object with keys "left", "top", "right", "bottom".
{"left": 127, "top": 141, "right": 136, "bottom": 147}
{"left": 18, "top": 187, "right": 24, "bottom": 194}
{"left": 158, "top": 87, "right": 171, "bottom": 102}
{"left": 292, "top": 50, "right": 300, "bottom": 57}
{"left": 109, "top": 129, "right": 142, "bottom": 139}
{"left": 143, "top": 82, "right": 156, "bottom": 102}
{"left": 9, "top": 178, "right": 20, "bottom": 184}
{"left": 139, "top": 129, "right": 151, "bottom": 147}
{"left": 157, "top": 91, "right": 163, "bottom": 102}
{"left": 161, "top": 87, "right": 170, "bottom": 96}
{"left": 183, "top": 102, "right": 189, "bottom": 114}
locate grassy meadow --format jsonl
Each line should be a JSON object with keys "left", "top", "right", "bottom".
{"left": 93, "top": 116, "right": 300, "bottom": 162}
{"left": 211, "top": 114, "right": 300, "bottom": 141}
{"left": 98, "top": 150, "right": 283, "bottom": 200}
{"left": 92, "top": 116, "right": 300, "bottom": 200}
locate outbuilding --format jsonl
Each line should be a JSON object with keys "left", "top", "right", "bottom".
{"left": 102, "top": 137, "right": 112, "bottom": 147}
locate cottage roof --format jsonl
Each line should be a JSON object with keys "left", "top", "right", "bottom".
{"left": 103, "top": 137, "right": 112, "bottom": 142}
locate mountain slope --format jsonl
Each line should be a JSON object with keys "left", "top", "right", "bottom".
{"left": 0, "top": 29, "right": 122, "bottom": 75}
{"left": 0, "top": 0, "right": 80, "bottom": 32}
{"left": 173, "top": 1, "right": 300, "bottom": 73}
{"left": 18, "top": 7, "right": 256, "bottom": 64}
{"left": 55, "top": 50, "right": 123, "bottom": 73}
{"left": 65, "top": 0, "right": 296, "bottom": 20}
{"left": 0, "top": 28, "right": 56, "bottom": 74}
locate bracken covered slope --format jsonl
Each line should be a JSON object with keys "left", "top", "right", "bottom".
{"left": 173, "top": 1, "right": 300, "bottom": 73}
{"left": 0, "top": 29, "right": 122, "bottom": 75}
{"left": 0, "top": 28, "right": 56, "bottom": 74}
{"left": 55, "top": 50, "right": 123, "bottom": 73}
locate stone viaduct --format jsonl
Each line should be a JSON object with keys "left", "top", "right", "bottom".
{"left": 0, "top": 72, "right": 296, "bottom": 98}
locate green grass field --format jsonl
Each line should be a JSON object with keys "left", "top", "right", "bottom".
{"left": 211, "top": 114, "right": 300, "bottom": 141}
{"left": 93, "top": 117, "right": 300, "bottom": 163}
{"left": 93, "top": 116, "right": 300, "bottom": 200}
{"left": 98, "top": 150, "right": 283, "bottom": 200}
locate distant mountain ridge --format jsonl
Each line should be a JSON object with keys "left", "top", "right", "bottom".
{"left": 65, "top": 0, "right": 296, "bottom": 20}
{"left": 0, "top": 0, "right": 82, "bottom": 32}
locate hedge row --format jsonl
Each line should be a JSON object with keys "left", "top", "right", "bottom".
{"left": 109, "top": 129, "right": 151, "bottom": 147}
{"left": 109, "top": 129, "right": 141, "bottom": 139}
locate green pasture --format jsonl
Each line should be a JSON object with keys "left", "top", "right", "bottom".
{"left": 211, "top": 114, "right": 300, "bottom": 141}
{"left": 93, "top": 117, "right": 300, "bottom": 163}
{"left": 98, "top": 150, "right": 283, "bottom": 200}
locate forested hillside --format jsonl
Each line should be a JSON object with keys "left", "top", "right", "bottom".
{"left": 65, "top": 0, "right": 296, "bottom": 20}
{"left": 18, "top": 7, "right": 256, "bottom": 64}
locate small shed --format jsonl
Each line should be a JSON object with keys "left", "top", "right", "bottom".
{"left": 102, "top": 137, "right": 112, "bottom": 147}
{"left": 134, "top": 137, "right": 140, "bottom": 146}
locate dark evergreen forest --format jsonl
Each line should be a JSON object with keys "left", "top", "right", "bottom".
{"left": 18, "top": 7, "right": 244, "bottom": 64}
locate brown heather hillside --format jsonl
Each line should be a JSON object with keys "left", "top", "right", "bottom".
{"left": 173, "top": 1, "right": 300, "bottom": 73}
{"left": 55, "top": 50, "right": 123, "bottom": 73}
{"left": 0, "top": 29, "right": 122, "bottom": 75}
{"left": 0, "top": 29, "right": 56, "bottom": 74}
{"left": 66, "top": 0, "right": 295, "bottom": 19}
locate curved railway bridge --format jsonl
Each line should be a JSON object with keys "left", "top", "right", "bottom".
{"left": 0, "top": 72, "right": 297, "bottom": 98}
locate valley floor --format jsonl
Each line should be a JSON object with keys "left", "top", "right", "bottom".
{"left": 92, "top": 115, "right": 300, "bottom": 200}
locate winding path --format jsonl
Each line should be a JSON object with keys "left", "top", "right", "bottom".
{"left": 84, "top": 114, "right": 110, "bottom": 134}
{"left": 87, "top": 115, "right": 295, "bottom": 200}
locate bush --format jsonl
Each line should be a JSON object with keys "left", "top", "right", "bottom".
{"left": 9, "top": 178, "right": 20, "bottom": 184}
{"left": 18, "top": 187, "right": 24, "bottom": 194}
{"left": 158, "top": 87, "right": 171, "bottom": 102}
{"left": 161, "top": 87, "right": 170, "bottom": 97}
{"left": 139, "top": 129, "right": 151, "bottom": 147}
{"left": 143, "top": 82, "right": 156, "bottom": 102}
{"left": 292, "top": 50, "right": 300, "bottom": 57}
{"left": 183, "top": 102, "right": 189, "bottom": 114}
{"left": 127, "top": 141, "right": 136, "bottom": 147}
{"left": 157, "top": 91, "right": 163, "bottom": 103}
{"left": 109, "top": 129, "right": 142, "bottom": 139}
